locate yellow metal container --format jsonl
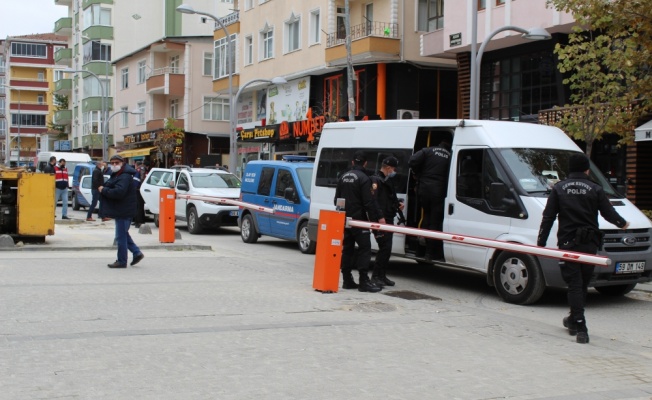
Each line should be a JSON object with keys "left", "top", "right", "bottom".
{"left": 0, "top": 170, "right": 55, "bottom": 237}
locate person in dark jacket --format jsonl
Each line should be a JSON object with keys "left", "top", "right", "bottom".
{"left": 43, "top": 156, "right": 56, "bottom": 173}
{"left": 538, "top": 153, "right": 629, "bottom": 344}
{"left": 334, "top": 151, "right": 382, "bottom": 293}
{"left": 86, "top": 160, "right": 106, "bottom": 221}
{"left": 370, "top": 156, "right": 403, "bottom": 287}
{"left": 408, "top": 136, "right": 452, "bottom": 261}
{"left": 100, "top": 155, "right": 145, "bottom": 268}
{"left": 133, "top": 161, "right": 147, "bottom": 228}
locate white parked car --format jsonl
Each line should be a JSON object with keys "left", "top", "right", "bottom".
{"left": 140, "top": 166, "right": 241, "bottom": 234}
{"left": 78, "top": 174, "right": 110, "bottom": 210}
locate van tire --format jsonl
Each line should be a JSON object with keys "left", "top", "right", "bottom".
{"left": 493, "top": 252, "right": 545, "bottom": 305}
{"left": 154, "top": 214, "right": 159, "bottom": 228}
{"left": 72, "top": 195, "right": 80, "bottom": 211}
{"left": 241, "top": 214, "right": 258, "bottom": 243}
{"left": 298, "top": 221, "right": 316, "bottom": 254}
{"left": 595, "top": 283, "right": 636, "bottom": 296}
{"left": 187, "top": 206, "right": 204, "bottom": 234}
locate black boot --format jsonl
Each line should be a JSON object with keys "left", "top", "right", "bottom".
{"left": 358, "top": 273, "right": 382, "bottom": 293}
{"left": 371, "top": 272, "right": 385, "bottom": 288}
{"left": 563, "top": 315, "right": 577, "bottom": 336}
{"left": 575, "top": 318, "right": 589, "bottom": 344}
{"left": 381, "top": 272, "right": 395, "bottom": 287}
{"left": 342, "top": 272, "right": 358, "bottom": 290}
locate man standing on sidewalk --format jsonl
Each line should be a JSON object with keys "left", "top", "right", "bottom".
{"left": 54, "top": 158, "right": 70, "bottom": 220}
{"left": 99, "top": 155, "right": 144, "bottom": 268}
{"left": 538, "top": 153, "right": 629, "bottom": 344}
{"left": 86, "top": 160, "right": 106, "bottom": 222}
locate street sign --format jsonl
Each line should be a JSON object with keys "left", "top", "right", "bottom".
{"left": 450, "top": 33, "right": 462, "bottom": 47}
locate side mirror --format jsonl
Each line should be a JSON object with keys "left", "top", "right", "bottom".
{"left": 489, "top": 182, "right": 506, "bottom": 208}
{"left": 177, "top": 183, "right": 189, "bottom": 192}
{"left": 284, "top": 187, "right": 297, "bottom": 203}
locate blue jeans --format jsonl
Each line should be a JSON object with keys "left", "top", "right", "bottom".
{"left": 55, "top": 187, "right": 68, "bottom": 217}
{"left": 115, "top": 218, "right": 142, "bottom": 266}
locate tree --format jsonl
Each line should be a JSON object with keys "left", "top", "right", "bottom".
{"left": 154, "top": 118, "right": 184, "bottom": 167}
{"left": 547, "top": 0, "right": 652, "bottom": 155}
{"left": 48, "top": 94, "right": 69, "bottom": 139}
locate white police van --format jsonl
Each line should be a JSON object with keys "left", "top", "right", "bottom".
{"left": 239, "top": 156, "right": 315, "bottom": 253}
{"left": 308, "top": 119, "right": 652, "bottom": 304}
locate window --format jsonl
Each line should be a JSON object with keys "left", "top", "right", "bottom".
{"left": 244, "top": 0, "right": 253, "bottom": 10}
{"left": 203, "top": 96, "right": 229, "bottom": 121}
{"left": 244, "top": 35, "right": 253, "bottom": 65}
{"left": 14, "top": 114, "right": 46, "bottom": 127}
{"left": 0, "top": 98, "right": 5, "bottom": 113}
{"left": 284, "top": 14, "right": 300, "bottom": 53}
{"left": 309, "top": 9, "right": 321, "bottom": 45}
{"left": 54, "top": 70, "right": 65, "bottom": 81}
{"left": 214, "top": 34, "right": 237, "bottom": 79}
{"left": 84, "top": 4, "right": 111, "bottom": 26}
{"left": 260, "top": 26, "right": 274, "bottom": 60}
{"left": 37, "top": 95, "right": 45, "bottom": 104}
{"left": 336, "top": 8, "right": 346, "bottom": 40}
{"left": 497, "top": 0, "right": 506, "bottom": 4}
{"left": 120, "top": 106, "right": 128, "bottom": 128}
{"left": 83, "top": 41, "right": 111, "bottom": 64}
{"left": 11, "top": 42, "right": 46, "bottom": 58}
{"left": 0, "top": 119, "right": 6, "bottom": 135}
{"left": 121, "top": 68, "right": 129, "bottom": 90}
{"left": 257, "top": 167, "right": 275, "bottom": 196}
{"left": 170, "top": 99, "right": 179, "bottom": 119}
{"left": 83, "top": 111, "right": 101, "bottom": 135}
{"left": 478, "top": 0, "right": 486, "bottom": 10}
{"left": 83, "top": 76, "right": 109, "bottom": 98}
{"left": 365, "top": 4, "right": 373, "bottom": 35}
{"left": 418, "top": 0, "right": 444, "bottom": 32}
{"left": 138, "top": 60, "right": 146, "bottom": 84}
{"left": 137, "top": 102, "right": 145, "bottom": 125}
{"left": 275, "top": 169, "right": 296, "bottom": 197}
{"left": 170, "top": 55, "right": 180, "bottom": 73}
{"left": 203, "top": 52, "right": 213, "bottom": 75}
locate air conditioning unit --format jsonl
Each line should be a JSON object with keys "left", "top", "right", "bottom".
{"left": 397, "top": 109, "right": 419, "bottom": 119}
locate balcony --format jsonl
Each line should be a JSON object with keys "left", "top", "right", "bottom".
{"left": 146, "top": 67, "right": 185, "bottom": 96}
{"left": 54, "top": 78, "right": 72, "bottom": 95}
{"left": 54, "top": 17, "right": 73, "bottom": 35}
{"left": 325, "top": 21, "right": 400, "bottom": 65}
{"left": 11, "top": 101, "right": 49, "bottom": 112}
{"left": 55, "top": 48, "right": 73, "bottom": 66}
{"left": 82, "top": 0, "right": 113, "bottom": 8}
{"left": 82, "top": 60, "right": 113, "bottom": 77}
{"left": 55, "top": 0, "right": 72, "bottom": 5}
{"left": 146, "top": 118, "right": 184, "bottom": 132}
{"left": 54, "top": 109, "right": 72, "bottom": 125}
{"left": 81, "top": 96, "right": 113, "bottom": 113}
{"left": 8, "top": 78, "right": 50, "bottom": 90}
{"left": 82, "top": 25, "right": 113, "bottom": 42}
{"left": 81, "top": 133, "right": 111, "bottom": 148}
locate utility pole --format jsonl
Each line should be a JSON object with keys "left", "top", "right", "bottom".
{"left": 345, "top": 0, "right": 355, "bottom": 121}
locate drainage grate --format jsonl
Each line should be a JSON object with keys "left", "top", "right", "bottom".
{"left": 383, "top": 290, "right": 441, "bottom": 301}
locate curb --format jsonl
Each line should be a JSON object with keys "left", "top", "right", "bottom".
{"left": 0, "top": 244, "right": 213, "bottom": 252}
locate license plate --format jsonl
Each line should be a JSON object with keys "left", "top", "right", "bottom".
{"left": 230, "top": 210, "right": 239, "bottom": 217}
{"left": 615, "top": 261, "right": 645, "bottom": 274}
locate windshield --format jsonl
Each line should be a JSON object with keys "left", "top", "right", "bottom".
{"left": 190, "top": 172, "right": 241, "bottom": 189}
{"left": 296, "top": 167, "right": 313, "bottom": 199}
{"left": 498, "top": 148, "right": 621, "bottom": 198}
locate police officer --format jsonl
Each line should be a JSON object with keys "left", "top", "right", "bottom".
{"left": 538, "top": 153, "right": 629, "bottom": 344}
{"left": 334, "top": 151, "right": 382, "bottom": 293}
{"left": 370, "top": 156, "right": 404, "bottom": 287}
{"left": 408, "top": 136, "right": 452, "bottom": 261}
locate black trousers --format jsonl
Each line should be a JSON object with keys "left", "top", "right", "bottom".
{"left": 87, "top": 189, "right": 101, "bottom": 219}
{"left": 373, "top": 230, "right": 394, "bottom": 276}
{"left": 341, "top": 227, "right": 371, "bottom": 277}
{"left": 419, "top": 192, "right": 445, "bottom": 258}
{"left": 559, "top": 241, "right": 597, "bottom": 330}
{"left": 135, "top": 191, "right": 146, "bottom": 224}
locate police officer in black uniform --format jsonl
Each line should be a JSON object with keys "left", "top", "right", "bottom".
{"left": 370, "top": 156, "right": 404, "bottom": 287}
{"left": 538, "top": 153, "right": 629, "bottom": 344}
{"left": 408, "top": 136, "right": 452, "bottom": 261}
{"left": 334, "top": 151, "right": 382, "bottom": 293}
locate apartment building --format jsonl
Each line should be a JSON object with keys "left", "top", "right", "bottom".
{"left": 186, "top": 0, "right": 456, "bottom": 169}
{"left": 1, "top": 34, "right": 68, "bottom": 167}
{"left": 54, "top": 0, "right": 232, "bottom": 165}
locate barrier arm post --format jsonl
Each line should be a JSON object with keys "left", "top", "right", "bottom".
{"left": 312, "top": 209, "right": 347, "bottom": 293}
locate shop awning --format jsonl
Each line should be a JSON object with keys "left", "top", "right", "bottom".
{"left": 117, "top": 146, "right": 158, "bottom": 158}
{"left": 635, "top": 120, "right": 652, "bottom": 142}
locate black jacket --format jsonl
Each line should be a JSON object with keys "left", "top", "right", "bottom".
{"left": 100, "top": 164, "right": 138, "bottom": 219}
{"left": 334, "top": 165, "right": 379, "bottom": 223}
{"left": 370, "top": 170, "right": 400, "bottom": 221}
{"left": 43, "top": 162, "right": 56, "bottom": 174}
{"left": 91, "top": 166, "right": 104, "bottom": 190}
{"left": 538, "top": 172, "right": 627, "bottom": 247}
{"left": 408, "top": 144, "right": 451, "bottom": 197}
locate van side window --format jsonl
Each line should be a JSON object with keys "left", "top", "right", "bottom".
{"left": 147, "top": 171, "right": 171, "bottom": 187}
{"left": 457, "top": 150, "right": 483, "bottom": 199}
{"left": 275, "top": 169, "right": 296, "bottom": 198}
{"left": 257, "top": 167, "right": 275, "bottom": 196}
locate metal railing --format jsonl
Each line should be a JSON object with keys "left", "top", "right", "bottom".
{"left": 147, "top": 66, "right": 185, "bottom": 78}
{"left": 220, "top": 11, "right": 239, "bottom": 27}
{"left": 327, "top": 21, "right": 399, "bottom": 48}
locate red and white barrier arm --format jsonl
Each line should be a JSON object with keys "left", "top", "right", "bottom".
{"left": 347, "top": 219, "right": 611, "bottom": 267}
{"left": 175, "top": 193, "right": 275, "bottom": 214}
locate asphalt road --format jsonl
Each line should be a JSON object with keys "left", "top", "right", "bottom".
{"left": 1, "top": 208, "right": 651, "bottom": 399}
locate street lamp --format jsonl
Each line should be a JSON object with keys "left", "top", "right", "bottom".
{"left": 102, "top": 109, "right": 143, "bottom": 157}
{"left": 176, "top": 4, "right": 236, "bottom": 174}
{"left": 469, "top": 26, "right": 551, "bottom": 119}
{"left": 2, "top": 84, "right": 20, "bottom": 166}
{"left": 63, "top": 68, "right": 107, "bottom": 159}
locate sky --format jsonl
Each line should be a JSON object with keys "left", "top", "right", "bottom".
{"left": 1, "top": 1, "right": 69, "bottom": 38}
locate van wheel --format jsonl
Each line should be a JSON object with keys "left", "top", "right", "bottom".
{"left": 298, "top": 221, "right": 316, "bottom": 254}
{"left": 595, "top": 283, "right": 637, "bottom": 296}
{"left": 493, "top": 252, "right": 545, "bottom": 305}
{"left": 241, "top": 214, "right": 258, "bottom": 243}
{"left": 187, "top": 207, "right": 203, "bottom": 234}
{"left": 72, "top": 195, "right": 80, "bottom": 211}
{"left": 154, "top": 214, "right": 159, "bottom": 228}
